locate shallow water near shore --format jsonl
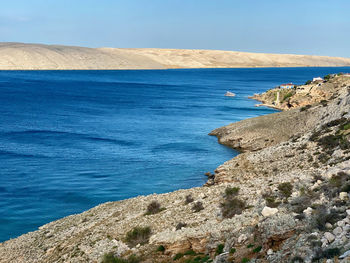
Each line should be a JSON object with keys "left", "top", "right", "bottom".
{"left": 0, "top": 67, "right": 349, "bottom": 242}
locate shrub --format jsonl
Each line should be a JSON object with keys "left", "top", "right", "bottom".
{"left": 300, "top": 105, "right": 312, "bottom": 112}
{"left": 175, "top": 222, "right": 187, "bottom": 230}
{"left": 221, "top": 197, "right": 246, "bottom": 218}
{"left": 278, "top": 182, "right": 293, "bottom": 199}
{"left": 291, "top": 256, "right": 304, "bottom": 263}
{"left": 125, "top": 226, "right": 151, "bottom": 247}
{"left": 263, "top": 195, "right": 281, "bottom": 208}
{"left": 309, "top": 206, "right": 344, "bottom": 231}
{"left": 225, "top": 186, "right": 240, "bottom": 197}
{"left": 185, "top": 194, "right": 194, "bottom": 204}
{"left": 184, "top": 249, "right": 196, "bottom": 256}
{"left": 192, "top": 201, "right": 204, "bottom": 212}
{"left": 312, "top": 248, "right": 341, "bottom": 261}
{"left": 145, "top": 201, "right": 165, "bottom": 215}
{"left": 283, "top": 92, "right": 294, "bottom": 102}
{"left": 246, "top": 244, "right": 254, "bottom": 248}
{"left": 173, "top": 253, "right": 184, "bottom": 260}
{"left": 252, "top": 245, "right": 262, "bottom": 253}
{"left": 241, "top": 258, "right": 250, "bottom": 263}
{"left": 324, "top": 74, "right": 331, "bottom": 81}
{"left": 216, "top": 244, "right": 224, "bottom": 255}
{"left": 156, "top": 245, "right": 165, "bottom": 252}
{"left": 305, "top": 80, "right": 312, "bottom": 85}
{"left": 102, "top": 253, "right": 140, "bottom": 263}
{"left": 229, "top": 248, "right": 236, "bottom": 254}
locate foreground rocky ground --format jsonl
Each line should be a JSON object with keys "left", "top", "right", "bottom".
{"left": 1, "top": 75, "right": 350, "bottom": 263}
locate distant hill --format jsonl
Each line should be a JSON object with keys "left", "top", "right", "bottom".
{"left": 1, "top": 42, "right": 350, "bottom": 70}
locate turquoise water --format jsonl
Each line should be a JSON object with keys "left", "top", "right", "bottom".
{"left": 0, "top": 67, "right": 349, "bottom": 242}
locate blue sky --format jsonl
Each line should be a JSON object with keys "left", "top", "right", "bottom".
{"left": 1, "top": 0, "right": 349, "bottom": 57}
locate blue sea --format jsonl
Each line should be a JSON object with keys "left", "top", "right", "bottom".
{"left": 0, "top": 67, "right": 349, "bottom": 242}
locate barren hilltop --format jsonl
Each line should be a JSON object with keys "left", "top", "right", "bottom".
{"left": 1, "top": 74, "right": 350, "bottom": 262}
{"left": 1, "top": 42, "right": 350, "bottom": 70}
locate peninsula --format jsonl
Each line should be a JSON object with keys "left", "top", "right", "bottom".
{"left": 1, "top": 74, "right": 350, "bottom": 262}
{"left": 1, "top": 42, "right": 350, "bottom": 70}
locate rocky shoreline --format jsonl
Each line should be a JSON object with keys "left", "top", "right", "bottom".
{"left": 1, "top": 74, "right": 350, "bottom": 263}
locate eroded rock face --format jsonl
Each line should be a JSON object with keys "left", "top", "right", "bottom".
{"left": 1, "top": 75, "right": 350, "bottom": 262}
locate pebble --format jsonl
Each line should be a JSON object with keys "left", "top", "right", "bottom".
{"left": 324, "top": 232, "right": 335, "bottom": 243}
{"left": 332, "top": 226, "right": 342, "bottom": 236}
{"left": 325, "top": 223, "right": 333, "bottom": 229}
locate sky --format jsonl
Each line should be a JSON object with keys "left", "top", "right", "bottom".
{"left": 0, "top": 0, "right": 349, "bottom": 57}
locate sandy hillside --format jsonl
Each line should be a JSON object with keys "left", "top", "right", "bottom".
{"left": 1, "top": 42, "right": 350, "bottom": 70}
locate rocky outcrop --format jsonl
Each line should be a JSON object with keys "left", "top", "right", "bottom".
{"left": 250, "top": 74, "right": 350, "bottom": 111}
{"left": 1, "top": 75, "right": 350, "bottom": 263}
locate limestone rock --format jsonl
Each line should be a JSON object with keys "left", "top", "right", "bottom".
{"left": 261, "top": 207, "right": 278, "bottom": 217}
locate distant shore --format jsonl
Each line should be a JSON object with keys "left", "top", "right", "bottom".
{"left": 2, "top": 42, "right": 350, "bottom": 70}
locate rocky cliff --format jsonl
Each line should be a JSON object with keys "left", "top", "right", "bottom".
{"left": 1, "top": 75, "right": 350, "bottom": 263}
{"left": 2, "top": 42, "right": 350, "bottom": 70}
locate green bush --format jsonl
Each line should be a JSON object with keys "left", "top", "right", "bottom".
{"left": 229, "top": 248, "right": 236, "bottom": 254}
{"left": 102, "top": 253, "right": 140, "bottom": 263}
{"left": 225, "top": 187, "right": 240, "bottom": 197}
{"left": 216, "top": 244, "right": 224, "bottom": 255}
{"left": 156, "top": 245, "right": 165, "bottom": 252}
{"left": 173, "top": 253, "right": 184, "bottom": 260}
{"left": 125, "top": 226, "right": 151, "bottom": 247}
{"left": 278, "top": 182, "right": 293, "bottom": 199}
{"left": 305, "top": 80, "right": 312, "bottom": 85}
{"left": 252, "top": 245, "right": 262, "bottom": 253}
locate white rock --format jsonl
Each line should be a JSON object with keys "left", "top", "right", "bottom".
{"left": 339, "top": 192, "right": 349, "bottom": 200}
{"left": 267, "top": 249, "right": 273, "bottom": 255}
{"left": 261, "top": 206, "right": 278, "bottom": 217}
{"left": 325, "top": 223, "right": 333, "bottom": 229}
{"left": 324, "top": 232, "right": 335, "bottom": 243}
{"left": 347, "top": 209, "right": 350, "bottom": 217}
{"left": 238, "top": 234, "right": 247, "bottom": 243}
{"left": 337, "top": 220, "right": 345, "bottom": 227}
{"left": 340, "top": 249, "right": 350, "bottom": 259}
{"left": 303, "top": 207, "right": 313, "bottom": 216}
{"left": 326, "top": 259, "right": 332, "bottom": 263}
{"left": 333, "top": 226, "right": 342, "bottom": 236}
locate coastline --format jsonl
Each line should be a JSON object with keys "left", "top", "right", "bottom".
{"left": 1, "top": 74, "right": 350, "bottom": 262}
{"left": 2, "top": 43, "right": 350, "bottom": 70}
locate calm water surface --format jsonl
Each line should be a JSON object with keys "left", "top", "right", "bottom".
{"left": 0, "top": 67, "right": 349, "bottom": 241}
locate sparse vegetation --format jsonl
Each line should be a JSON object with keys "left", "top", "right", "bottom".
{"left": 192, "top": 201, "right": 204, "bottom": 212}
{"left": 229, "top": 248, "right": 236, "bottom": 254}
{"left": 225, "top": 186, "right": 240, "bottom": 197}
{"left": 252, "top": 246, "right": 262, "bottom": 253}
{"left": 125, "top": 226, "right": 151, "bottom": 247}
{"left": 221, "top": 195, "right": 246, "bottom": 218}
{"left": 185, "top": 194, "right": 194, "bottom": 204}
{"left": 216, "top": 244, "right": 224, "bottom": 255}
{"left": 156, "top": 245, "right": 165, "bottom": 252}
{"left": 278, "top": 182, "right": 293, "bottom": 199}
{"left": 175, "top": 222, "right": 187, "bottom": 230}
{"left": 300, "top": 105, "right": 312, "bottom": 112}
{"left": 145, "top": 201, "right": 165, "bottom": 215}
{"left": 102, "top": 253, "right": 141, "bottom": 263}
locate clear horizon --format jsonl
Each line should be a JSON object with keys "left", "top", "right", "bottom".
{"left": 0, "top": 0, "right": 349, "bottom": 58}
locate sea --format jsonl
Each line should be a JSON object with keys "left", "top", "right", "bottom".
{"left": 0, "top": 67, "right": 349, "bottom": 242}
